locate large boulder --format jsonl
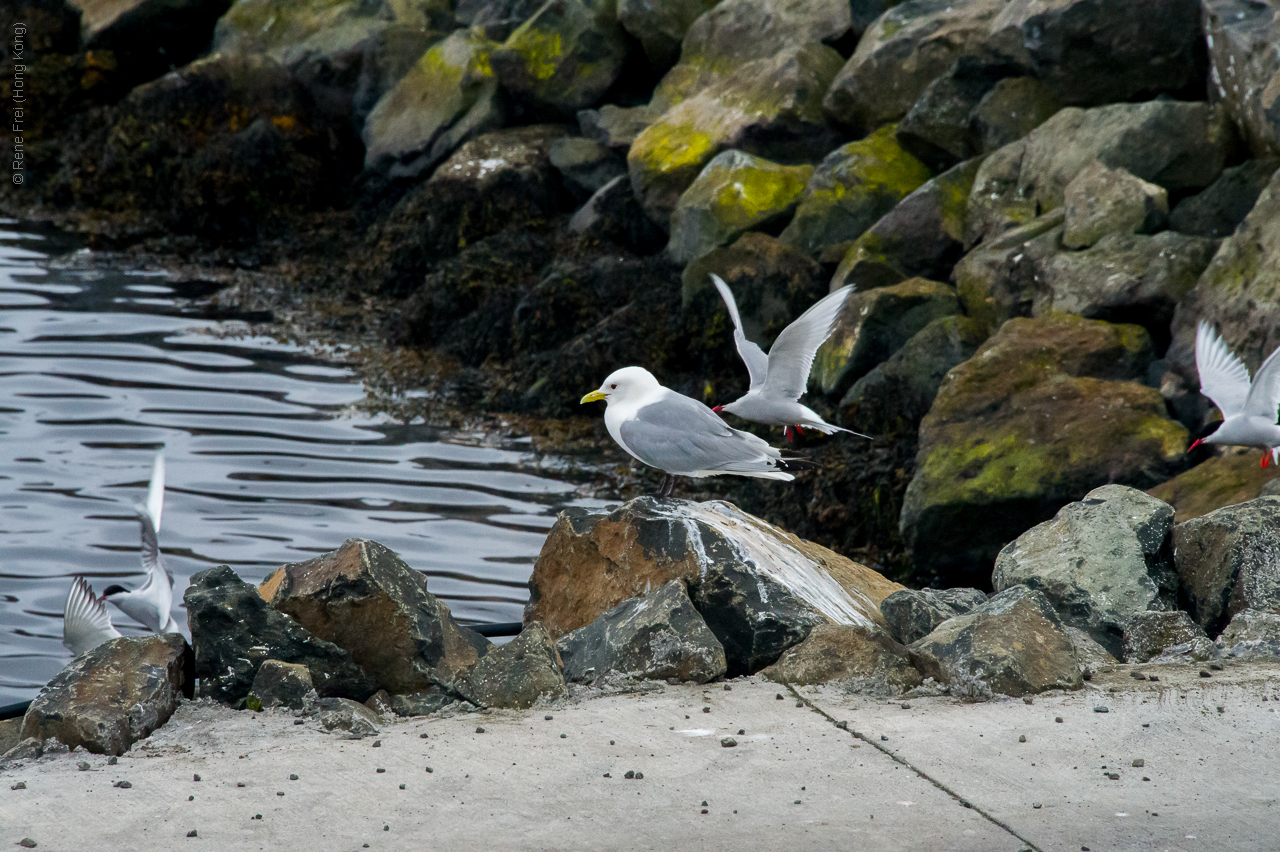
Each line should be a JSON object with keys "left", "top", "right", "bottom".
{"left": 20, "top": 634, "right": 190, "bottom": 756}
{"left": 667, "top": 151, "right": 813, "bottom": 264}
{"left": 459, "top": 623, "right": 566, "bottom": 709}
{"left": 778, "top": 125, "right": 933, "bottom": 258}
{"left": 969, "top": 76, "right": 1062, "bottom": 155}
{"left": 953, "top": 210, "right": 1063, "bottom": 334}
{"left": 1168, "top": 158, "right": 1280, "bottom": 239}
{"left": 1202, "top": 0, "right": 1280, "bottom": 157}
{"left": 1147, "top": 449, "right": 1280, "bottom": 523}
{"left": 991, "top": 485, "right": 1178, "bottom": 658}
{"left": 246, "top": 659, "right": 315, "bottom": 711}
{"left": 1060, "top": 162, "right": 1168, "bottom": 250}
{"left": 1172, "top": 497, "right": 1280, "bottom": 636}
{"left": 557, "top": 580, "right": 726, "bottom": 684}
{"left": 761, "top": 624, "right": 922, "bottom": 693}
{"left": 908, "top": 585, "right": 1084, "bottom": 699}
{"left": 1121, "top": 610, "right": 1210, "bottom": 664}
{"left": 259, "top": 538, "right": 491, "bottom": 695}
{"left": 893, "top": 58, "right": 1025, "bottom": 171}
{"left": 900, "top": 315, "right": 1188, "bottom": 586}
{"left": 1219, "top": 609, "right": 1280, "bottom": 660}
{"left": 617, "top": 0, "right": 718, "bottom": 68}
{"left": 525, "top": 497, "right": 903, "bottom": 675}
{"left": 878, "top": 587, "right": 988, "bottom": 645}
{"left": 185, "top": 564, "right": 376, "bottom": 704}
{"left": 70, "top": 0, "right": 233, "bottom": 83}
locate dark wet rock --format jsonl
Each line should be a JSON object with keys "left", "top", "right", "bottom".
{"left": 558, "top": 580, "right": 726, "bottom": 684}
{"left": 317, "top": 697, "right": 381, "bottom": 737}
{"left": 460, "top": 622, "right": 566, "bottom": 709}
{"left": 361, "top": 30, "right": 504, "bottom": 179}
{"left": 617, "top": 0, "right": 718, "bottom": 68}
{"left": 969, "top": 76, "right": 1061, "bottom": 154}
{"left": 259, "top": 538, "right": 491, "bottom": 695}
{"left": 762, "top": 623, "right": 922, "bottom": 693}
{"left": 900, "top": 315, "right": 1187, "bottom": 586}
{"left": 70, "top": 0, "right": 233, "bottom": 85}
{"left": 668, "top": 151, "right": 813, "bottom": 264}
{"left": 1148, "top": 450, "right": 1280, "bottom": 524}
{"left": 185, "top": 565, "right": 375, "bottom": 704}
{"left": 839, "top": 315, "right": 985, "bottom": 437}
{"left": 1219, "top": 609, "right": 1280, "bottom": 660}
{"left": 1061, "top": 162, "right": 1168, "bottom": 250}
{"left": 908, "top": 585, "right": 1083, "bottom": 699}
{"left": 20, "top": 634, "right": 190, "bottom": 756}
{"left": 387, "top": 688, "right": 459, "bottom": 717}
{"left": 779, "top": 125, "right": 932, "bottom": 259}
{"left": 895, "top": 58, "right": 1023, "bottom": 170}
{"left": 577, "top": 103, "right": 662, "bottom": 151}
{"left": 629, "top": 43, "right": 844, "bottom": 226}
{"left": 879, "top": 587, "right": 988, "bottom": 646}
{"left": 1172, "top": 497, "right": 1280, "bottom": 636}
{"left": 247, "top": 660, "right": 315, "bottom": 711}
{"left": 550, "top": 137, "right": 627, "bottom": 200}
{"left": 831, "top": 157, "right": 982, "bottom": 291}
{"left": 953, "top": 210, "right": 1063, "bottom": 335}
{"left": 812, "top": 278, "right": 960, "bottom": 399}
{"left": 490, "top": 0, "right": 629, "bottom": 116}
{"left": 985, "top": 0, "right": 1204, "bottom": 107}
{"left": 822, "top": 0, "right": 1006, "bottom": 135}
{"left": 1169, "top": 159, "right": 1280, "bottom": 239}
{"left": 1203, "top": 0, "right": 1280, "bottom": 157}
{"left": 1122, "top": 610, "right": 1209, "bottom": 664}
{"left": 568, "top": 175, "right": 667, "bottom": 253}
{"left": 526, "top": 498, "right": 903, "bottom": 675}
{"left": 992, "top": 485, "right": 1178, "bottom": 658}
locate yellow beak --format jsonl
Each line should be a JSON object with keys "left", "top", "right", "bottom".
{"left": 580, "top": 390, "right": 608, "bottom": 404}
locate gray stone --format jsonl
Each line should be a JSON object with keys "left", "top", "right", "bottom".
{"left": 456, "top": 0, "right": 543, "bottom": 38}
{"left": 970, "top": 76, "right": 1061, "bottom": 154}
{"left": 1061, "top": 162, "right": 1168, "bottom": 249}
{"left": 21, "top": 635, "right": 190, "bottom": 756}
{"left": 2, "top": 738, "right": 45, "bottom": 762}
{"left": 577, "top": 104, "right": 662, "bottom": 150}
{"left": 617, "top": 0, "right": 718, "bottom": 67}
{"left": 317, "top": 697, "right": 381, "bottom": 737}
{"left": 0, "top": 718, "right": 22, "bottom": 756}
{"left": 1122, "top": 610, "right": 1210, "bottom": 664}
{"left": 1203, "top": 0, "right": 1280, "bottom": 157}
{"left": 1172, "top": 497, "right": 1280, "bottom": 636}
{"left": 246, "top": 660, "right": 314, "bottom": 711}
{"left": 557, "top": 580, "right": 726, "bottom": 684}
{"left": 1169, "top": 159, "right": 1280, "bottom": 239}
{"left": 460, "top": 622, "right": 567, "bottom": 709}
{"left": 1219, "top": 609, "right": 1280, "bottom": 660}
{"left": 953, "top": 210, "right": 1063, "bottom": 335}
{"left": 963, "top": 137, "right": 1043, "bottom": 246}
{"left": 184, "top": 565, "right": 375, "bottom": 705}
{"left": 879, "top": 587, "right": 989, "bottom": 646}
{"left": 1064, "top": 626, "right": 1117, "bottom": 671}
{"left": 895, "top": 58, "right": 1021, "bottom": 170}
{"left": 387, "top": 688, "right": 459, "bottom": 717}
{"left": 568, "top": 175, "right": 667, "bottom": 253}
{"left": 549, "top": 137, "right": 626, "bottom": 200}
{"left": 992, "top": 485, "right": 1178, "bottom": 658}
{"left": 761, "top": 623, "right": 922, "bottom": 694}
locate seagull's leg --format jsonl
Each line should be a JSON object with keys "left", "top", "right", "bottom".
{"left": 785, "top": 426, "right": 793, "bottom": 442}
{"left": 656, "top": 473, "right": 676, "bottom": 499}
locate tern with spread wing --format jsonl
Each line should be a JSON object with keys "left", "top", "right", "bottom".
{"left": 62, "top": 576, "right": 122, "bottom": 656}
{"left": 581, "top": 366, "right": 807, "bottom": 497}
{"left": 708, "top": 274, "right": 868, "bottom": 441}
{"left": 102, "top": 451, "right": 179, "bottom": 633}
{"left": 1190, "top": 321, "right": 1280, "bottom": 467}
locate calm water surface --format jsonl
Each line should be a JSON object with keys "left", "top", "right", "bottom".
{"left": 0, "top": 221, "right": 602, "bottom": 705}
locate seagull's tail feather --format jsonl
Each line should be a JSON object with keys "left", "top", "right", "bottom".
{"left": 803, "top": 422, "right": 873, "bottom": 439}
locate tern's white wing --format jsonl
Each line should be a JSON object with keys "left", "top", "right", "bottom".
{"left": 145, "top": 450, "right": 165, "bottom": 535}
{"left": 1244, "top": 342, "right": 1280, "bottom": 421}
{"left": 1196, "top": 321, "right": 1252, "bottom": 417}
{"left": 63, "top": 577, "right": 121, "bottom": 656}
{"left": 710, "top": 274, "right": 769, "bottom": 391}
{"left": 760, "top": 285, "right": 854, "bottom": 403}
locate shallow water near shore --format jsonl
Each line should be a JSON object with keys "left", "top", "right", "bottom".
{"left": 0, "top": 221, "right": 603, "bottom": 705}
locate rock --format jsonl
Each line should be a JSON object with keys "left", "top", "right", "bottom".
{"left": 387, "top": 688, "right": 459, "bottom": 717}
{"left": 1219, "top": 609, "right": 1280, "bottom": 660}
{"left": 69, "top": 0, "right": 233, "bottom": 83}
{"left": 1121, "top": 610, "right": 1210, "bottom": 664}
{"left": 317, "top": 697, "right": 381, "bottom": 737}
{"left": 629, "top": 43, "right": 844, "bottom": 226}
{"left": 456, "top": 0, "right": 543, "bottom": 39}
{"left": 1172, "top": 497, "right": 1280, "bottom": 636}
{"left": 895, "top": 58, "right": 1023, "bottom": 170}
{"left": 1202, "top": 0, "right": 1280, "bottom": 156}
{"left": 460, "top": 623, "right": 566, "bottom": 709}
{"left": 557, "top": 580, "right": 726, "bottom": 684}
{"left": 761, "top": 623, "right": 922, "bottom": 693}
{"left": 184, "top": 565, "right": 375, "bottom": 704}
{"left": 550, "top": 137, "right": 626, "bottom": 200}
{"left": 985, "top": 0, "right": 1204, "bottom": 107}
{"left": 578, "top": 103, "right": 662, "bottom": 150}
{"left": 568, "top": 175, "right": 667, "bottom": 252}
{"left": 839, "top": 314, "right": 986, "bottom": 436}
{"left": 811, "top": 277, "right": 960, "bottom": 399}
{"left": 526, "top": 497, "right": 903, "bottom": 675}
{"left": 3, "top": 738, "right": 45, "bottom": 762}
{"left": 0, "top": 718, "right": 22, "bottom": 756}
{"left": 246, "top": 660, "right": 314, "bottom": 711}
{"left": 830, "top": 156, "right": 981, "bottom": 290}
{"left": 364, "top": 688, "right": 396, "bottom": 720}
{"left": 361, "top": 29, "right": 505, "bottom": 179}
{"left": 908, "top": 586, "right": 1083, "bottom": 699}
{"left": 490, "top": 0, "right": 629, "bottom": 116}
{"left": 260, "top": 539, "right": 491, "bottom": 695}
{"left": 779, "top": 125, "right": 932, "bottom": 258}
{"left": 1169, "top": 159, "right": 1280, "bottom": 239}
{"left": 1064, "top": 626, "right": 1118, "bottom": 670}
{"left": 617, "top": 0, "right": 718, "bottom": 67}
{"left": 963, "top": 137, "right": 1044, "bottom": 246}
{"left": 901, "top": 315, "right": 1188, "bottom": 585}
{"left": 667, "top": 151, "right": 813, "bottom": 264}
{"left": 969, "top": 76, "right": 1061, "bottom": 154}
{"left": 991, "top": 485, "right": 1178, "bottom": 657}
{"left": 879, "top": 587, "right": 989, "bottom": 646}
{"left": 1061, "top": 162, "right": 1169, "bottom": 250}
{"left": 20, "top": 635, "right": 190, "bottom": 756}
{"left": 1148, "top": 449, "right": 1280, "bottom": 523}
{"left": 953, "top": 210, "right": 1064, "bottom": 334}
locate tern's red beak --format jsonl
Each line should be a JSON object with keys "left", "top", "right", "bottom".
{"left": 1188, "top": 438, "right": 1204, "bottom": 452}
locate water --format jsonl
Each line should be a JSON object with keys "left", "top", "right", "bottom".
{"left": 0, "top": 221, "right": 602, "bottom": 706}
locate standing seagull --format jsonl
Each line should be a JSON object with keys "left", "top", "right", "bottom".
{"left": 62, "top": 576, "right": 122, "bottom": 656}
{"left": 1190, "top": 321, "right": 1280, "bottom": 467}
{"left": 102, "top": 451, "right": 179, "bottom": 633}
{"left": 708, "top": 274, "right": 868, "bottom": 441}
{"left": 581, "top": 366, "right": 805, "bottom": 497}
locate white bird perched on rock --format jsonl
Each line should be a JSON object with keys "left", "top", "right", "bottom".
{"left": 708, "top": 274, "right": 869, "bottom": 442}
{"left": 102, "top": 451, "right": 180, "bottom": 634}
{"left": 581, "top": 366, "right": 807, "bottom": 497}
{"left": 1190, "top": 320, "right": 1280, "bottom": 467}
{"left": 62, "top": 576, "right": 122, "bottom": 656}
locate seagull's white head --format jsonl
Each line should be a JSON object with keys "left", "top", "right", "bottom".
{"left": 580, "top": 366, "right": 661, "bottom": 406}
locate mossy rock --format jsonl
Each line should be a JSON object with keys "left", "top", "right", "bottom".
{"left": 667, "top": 151, "right": 813, "bottom": 264}
{"left": 900, "top": 314, "right": 1188, "bottom": 586}
{"left": 954, "top": 210, "right": 1064, "bottom": 336}
{"left": 1149, "top": 449, "right": 1280, "bottom": 524}
{"left": 778, "top": 125, "right": 932, "bottom": 257}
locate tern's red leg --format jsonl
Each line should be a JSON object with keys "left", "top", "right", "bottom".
{"left": 785, "top": 426, "right": 793, "bottom": 442}
{"left": 1263, "top": 452, "right": 1270, "bottom": 469}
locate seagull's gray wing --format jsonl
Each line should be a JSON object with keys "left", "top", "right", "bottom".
{"left": 1244, "top": 342, "right": 1280, "bottom": 421}
{"left": 760, "top": 285, "right": 854, "bottom": 403}
{"left": 63, "top": 577, "right": 121, "bottom": 656}
{"left": 711, "top": 274, "right": 768, "bottom": 391}
{"left": 619, "top": 393, "right": 786, "bottom": 476}
{"left": 1196, "top": 320, "right": 1251, "bottom": 417}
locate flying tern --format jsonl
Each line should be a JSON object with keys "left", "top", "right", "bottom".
{"left": 102, "top": 451, "right": 179, "bottom": 633}
{"left": 1190, "top": 321, "right": 1280, "bottom": 467}
{"left": 62, "top": 576, "right": 122, "bottom": 656}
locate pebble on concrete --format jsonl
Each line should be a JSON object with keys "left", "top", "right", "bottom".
{"left": 113, "top": 781, "right": 132, "bottom": 789}
{"left": 187, "top": 830, "right": 197, "bottom": 838}
{"left": 721, "top": 737, "right": 737, "bottom": 747}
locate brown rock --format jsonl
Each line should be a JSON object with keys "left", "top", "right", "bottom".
{"left": 762, "top": 623, "right": 922, "bottom": 693}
